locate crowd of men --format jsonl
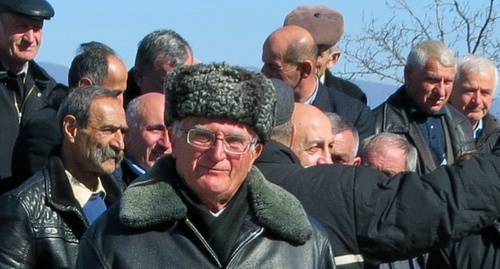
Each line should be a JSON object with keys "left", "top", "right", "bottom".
{"left": 1, "top": 0, "right": 500, "bottom": 268}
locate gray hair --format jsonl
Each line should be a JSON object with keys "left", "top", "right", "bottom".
{"left": 359, "top": 133, "right": 418, "bottom": 172}
{"left": 134, "top": 29, "right": 191, "bottom": 73}
{"left": 326, "top": 112, "right": 359, "bottom": 154}
{"left": 68, "top": 41, "right": 117, "bottom": 88}
{"left": 58, "top": 86, "right": 118, "bottom": 129}
{"left": 406, "top": 40, "right": 456, "bottom": 71}
{"left": 455, "top": 54, "right": 499, "bottom": 95}
{"left": 125, "top": 96, "right": 142, "bottom": 130}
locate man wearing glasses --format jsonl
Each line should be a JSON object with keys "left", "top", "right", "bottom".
{"left": 75, "top": 63, "right": 335, "bottom": 268}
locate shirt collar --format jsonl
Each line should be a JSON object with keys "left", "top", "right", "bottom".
{"left": 66, "top": 170, "right": 106, "bottom": 208}
{"left": 125, "top": 158, "right": 146, "bottom": 175}
{"left": 303, "top": 77, "right": 320, "bottom": 105}
{"left": 473, "top": 119, "right": 484, "bottom": 139}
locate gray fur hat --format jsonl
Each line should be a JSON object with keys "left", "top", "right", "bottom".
{"left": 164, "top": 62, "right": 276, "bottom": 142}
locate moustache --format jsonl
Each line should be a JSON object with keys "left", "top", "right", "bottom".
{"left": 91, "top": 145, "right": 125, "bottom": 168}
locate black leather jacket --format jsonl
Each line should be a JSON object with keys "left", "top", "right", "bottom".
{"left": 373, "top": 86, "right": 476, "bottom": 175}
{"left": 476, "top": 113, "right": 500, "bottom": 153}
{"left": 75, "top": 156, "right": 335, "bottom": 269}
{"left": 0, "top": 156, "right": 122, "bottom": 269}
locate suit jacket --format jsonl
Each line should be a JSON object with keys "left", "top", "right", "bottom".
{"left": 312, "top": 83, "right": 375, "bottom": 141}
{"left": 323, "top": 69, "right": 367, "bottom": 104}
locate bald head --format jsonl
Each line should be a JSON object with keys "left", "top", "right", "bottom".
{"left": 290, "top": 103, "right": 332, "bottom": 167}
{"left": 125, "top": 92, "right": 170, "bottom": 171}
{"left": 261, "top": 26, "right": 318, "bottom": 103}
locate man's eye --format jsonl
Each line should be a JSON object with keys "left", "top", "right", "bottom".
{"left": 307, "top": 147, "right": 320, "bottom": 154}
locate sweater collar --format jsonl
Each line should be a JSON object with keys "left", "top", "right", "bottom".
{"left": 119, "top": 155, "right": 313, "bottom": 244}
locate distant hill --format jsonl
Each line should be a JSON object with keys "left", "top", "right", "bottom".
{"left": 38, "top": 62, "right": 68, "bottom": 84}
{"left": 39, "top": 62, "right": 500, "bottom": 117}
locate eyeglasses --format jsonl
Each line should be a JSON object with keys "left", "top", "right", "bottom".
{"left": 185, "top": 128, "right": 257, "bottom": 155}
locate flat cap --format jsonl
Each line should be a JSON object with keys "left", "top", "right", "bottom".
{"left": 164, "top": 63, "right": 276, "bottom": 142}
{"left": 270, "top": 79, "right": 294, "bottom": 127}
{"left": 0, "top": 0, "right": 54, "bottom": 20}
{"left": 284, "top": 5, "right": 344, "bottom": 47}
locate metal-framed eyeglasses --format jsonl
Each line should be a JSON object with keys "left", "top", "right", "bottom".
{"left": 185, "top": 128, "right": 258, "bottom": 155}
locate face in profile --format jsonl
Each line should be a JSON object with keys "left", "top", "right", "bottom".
{"left": 73, "top": 97, "right": 127, "bottom": 175}
{"left": 0, "top": 13, "right": 44, "bottom": 69}
{"left": 405, "top": 59, "right": 455, "bottom": 114}
{"left": 102, "top": 55, "right": 128, "bottom": 104}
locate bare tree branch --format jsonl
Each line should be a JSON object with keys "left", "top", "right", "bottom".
{"left": 340, "top": 0, "right": 500, "bottom": 84}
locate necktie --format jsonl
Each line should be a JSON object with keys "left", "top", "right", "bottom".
{"left": 83, "top": 193, "right": 107, "bottom": 224}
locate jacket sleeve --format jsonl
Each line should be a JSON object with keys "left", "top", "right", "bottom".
{"left": 354, "top": 149, "right": 500, "bottom": 264}
{"left": 0, "top": 194, "right": 37, "bottom": 268}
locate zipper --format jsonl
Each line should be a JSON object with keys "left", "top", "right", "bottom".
{"left": 226, "top": 227, "right": 264, "bottom": 269}
{"left": 185, "top": 218, "right": 223, "bottom": 268}
{"left": 13, "top": 85, "right": 36, "bottom": 123}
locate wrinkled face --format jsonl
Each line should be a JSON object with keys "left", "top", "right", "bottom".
{"left": 74, "top": 98, "right": 127, "bottom": 175}
{"left": 102, "top": 55, "right": 128, "bottom": 104}
{"left": 449, "top": 70, "right": 496, "bottom": 129}
{"left": 291, "top": 116, "right": 333, "bottom": 167}
{"left": 363, "top": 147, "right": 407, "bottom": 177}
{"left": 406, "top": 59, "right": 455, "bottom": 114}
{"left": 331, "top": 130, "right": 358, "bottom": 165}
{"left": 261, "top": 36, "right": 302, "bottom": 90}
{"left": 171, "top": 117, "right": 262, "bottom": 206}
{"left": 0, "top": 13, "right": 43, "bottom": 69}
{"left": 125, "top": 100, "right": 170, "bottom": 170}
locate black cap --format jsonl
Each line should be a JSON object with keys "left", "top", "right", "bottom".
{"left": 0, "top": 0, "right": 54, "bottom": 20}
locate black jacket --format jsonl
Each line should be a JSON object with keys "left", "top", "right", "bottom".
{"left": 0, "top": 60, "right": 57, "bottom": 189}
{"left": 0, "top": 156, "right": 122, "bottom": 269}
{"left": 75, "top": 156, "right": 335, "bottom": 269}
{"left": 476, "top": 113, "right": 500, "bottom": 153}
{"left": 372, "top": 86, "right": 475, "bottom": 175}
{"left": 255, "top": 139, "right": 500, "bottom": 268}
{"left": 426, "top": 219, "right": 500, "bottom": 268}
{"left": 9, "top": 83, "right": 68, "bottom": 189}
{"left": 313, "top": 83, "right": 374, "bottom": 141}
{"left": 323, "top": 69, "right": 367, "bottom": 104}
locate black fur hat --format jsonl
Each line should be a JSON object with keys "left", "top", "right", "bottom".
{"left": 164, "top": 62, "right": 276, "bottom": 142}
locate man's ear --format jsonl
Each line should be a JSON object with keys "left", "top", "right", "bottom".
{"left": 78, "top": 77, "right": 94, "bottom": 87}
{"left": 299, "top": 60, "right": 314, "bottom": 79}
{"left": 62, "top": 115, "right": 78, "bottom": 143}
{"left": 353, "top": 156, "right": 362, "bottom": 166}
{"left": 133, "top": 67, "right": 144, "bottom": 88}
{"left": 327, "top": 51, "right": 341, "bottom": 69}
{"left": 251, "top": 143, "right": 263, "bottom": 161}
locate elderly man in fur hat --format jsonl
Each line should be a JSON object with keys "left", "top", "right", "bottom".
{"left": 75, "top": 63, "right": 335, "bottom": 268}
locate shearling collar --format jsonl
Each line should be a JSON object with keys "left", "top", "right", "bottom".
{"left": 120, "top": 155, "right": 313, "bottom": 244}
